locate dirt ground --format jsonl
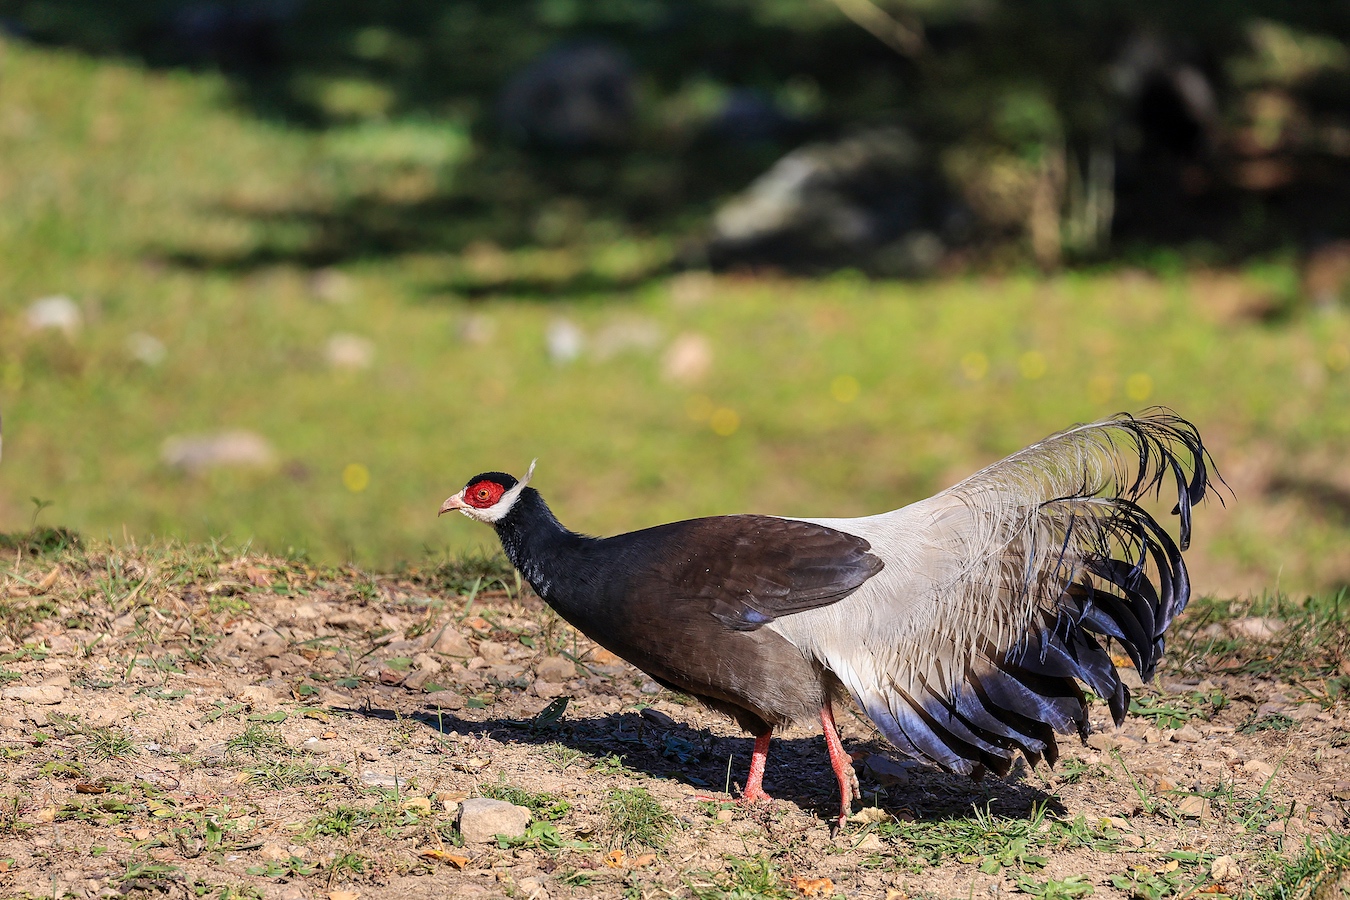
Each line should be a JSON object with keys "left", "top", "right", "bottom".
{"left": 0, "top": 546, "right": 1345, "bottom": 900}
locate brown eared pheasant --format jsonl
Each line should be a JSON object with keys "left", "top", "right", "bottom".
{"left": 439, "top": 411, "right": 1216, "bottom": 825}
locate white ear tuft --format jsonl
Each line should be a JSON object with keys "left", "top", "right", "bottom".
{"left": 521, "top": 458, "right": 538, "bottom": 488}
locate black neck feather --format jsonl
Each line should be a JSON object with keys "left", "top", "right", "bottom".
{"left": 492, "top": 488, "right": 597, "bottom": 606}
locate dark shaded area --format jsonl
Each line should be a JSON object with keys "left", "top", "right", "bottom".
{"left": 1269, "top": 473, "right": 1350, "bottom": 525}
{"left": 0, "top": 526, "right": 83, "bottom": 555}
{"left": 342, "top": 703, "right": 1063, "bottom": 822}
{"left": 4, "top": 1, "right": 1350, "bottom": 276}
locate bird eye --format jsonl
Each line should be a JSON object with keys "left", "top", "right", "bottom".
{"left": 476, "top": 488, "right": 490, "bottom": 500}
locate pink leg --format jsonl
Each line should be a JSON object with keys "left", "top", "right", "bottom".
{"left": 820, "top": 701, "right": 858, "bottom": 827}
{"left": 740, "top": 732, "right": 773, "bottom": 803}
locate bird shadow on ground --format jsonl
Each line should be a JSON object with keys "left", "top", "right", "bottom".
{"left": 339, "top": 703, "right": 1064, "bottom": 825}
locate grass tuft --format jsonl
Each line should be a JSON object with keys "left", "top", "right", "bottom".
{"left": 225, "top": 724, "right": 292, "bottom": 760}
{"left": 603, "top": 786, "right": 675, "bottom": 850}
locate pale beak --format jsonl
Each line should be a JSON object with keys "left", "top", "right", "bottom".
{"left": 438, "top": 491, "right": 468, "bottom": 516}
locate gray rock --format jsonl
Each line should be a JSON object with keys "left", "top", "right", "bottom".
{"left": 458, "top": 797, "right": 531, "bottom": 843}
{"left": 706, "top": 127, "right": 955, "bottom": 275}
{"left": 1, "top": 685, "right": 64, "bottom": 705}
{"left": 161, "top": 430, "right": 275, "bottom": 473}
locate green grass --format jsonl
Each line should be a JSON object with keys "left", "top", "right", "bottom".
{"left": 689, "top": 855, "right": 794, "bottom": 900}
{"left": 478, "top": 782, "right": 572, "bottom": 822}
{"left": 0, "top": 38, "right": 1349, "bottom": 597}
{"left": 1256, "top": 833, "right": 1350, "bottom": 900}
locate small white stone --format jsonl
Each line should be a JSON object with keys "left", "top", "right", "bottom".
{"left": 325, "top": 333, "right": 375, "bottom": 370}
{"left": 26, "top": 296, "right": 81, "bottom": 336}
{"left": 662, "top": 332, "right": 713, "bottom": 385}
{"left": 126, "top": 332, "right": 166, "bottom": 365}
{"left": 546, "top": 319, "right": 584, "bottom": 364}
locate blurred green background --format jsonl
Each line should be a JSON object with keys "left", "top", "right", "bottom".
{"left": 0, "top": 1, "right": 1348, "bottom": 596}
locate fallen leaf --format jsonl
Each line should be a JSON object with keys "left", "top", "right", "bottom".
{"left": 328, "top": 891, "right": 360, "bottom": 900}
{"left": 75, "top": 783, "right": 107, "bottom": 794}
{"left": 847, "top": 807, "right": 889, "bottom": 825}
{"left": 419, "top": 849, "right": 471, "bottom": 869}
{"left": 0, "top": 860, "right": 9, "bottom": 873}
{"left": 1175, "top": 796, "right": 1210, "bottom": 819}
{"left": 605, "top": 849, "right": 627, "bottom": 868}
{"left": 402, "top": 797, "right": 432, "bottom": 815}
{"left": 631, "top": 853, "right": 657, "bottom": 868}
{"left": 885, "top": 890, "right": 907, "bottom": 900}
{"left": 321, "top": 731, "right": 338, "bottom": 740}
{"left": 245, "top": 566, "right": 270, "bottom": 587}
{"left": 452, "top": 756, "right": 490, "bottom": 772}
{"left": 38, "top": 568, "right": 60, "bottom": 592}
{"left": 791, "top": 877, "right": 834, "bottom": 897}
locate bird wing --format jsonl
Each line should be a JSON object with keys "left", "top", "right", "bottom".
{"left": 609, "top": 514, "right": 885, "bottom": 631}
{"left": 770, "top": 410, "right": 1217, "bottom": 776}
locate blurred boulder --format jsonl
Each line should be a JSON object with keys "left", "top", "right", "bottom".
{"left": 1111, "top": 33, "right": 1219, "bottom": 161}
{"left": 498, "top": 41, "right": 635, "bottom": 149}
{"left": 26, "top": 296, "right": 82, "bottom": 337}
{"left": 706, "top": 88, "right": 807, "bottom": 144}
{"left": 705, "top": 128, "right": 955, "bottom": 275}
{"left": 1304, "top": 240, "right": 1350, "bottom": 308}
{"left": 158, "top": 1, "right": 299, "bottom": 70}
{"left": 162, "top": 430, "right": 275, "bottom": 474}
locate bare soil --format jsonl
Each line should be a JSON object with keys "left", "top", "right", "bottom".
{"left": 0, "top": 548, "right": 1345, "bottom": 900}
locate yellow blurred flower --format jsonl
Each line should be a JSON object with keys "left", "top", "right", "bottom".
{"left": 1125, "top": 372, "right": 1153, "bottom": 402}
{"left": 960, "top": 351, "right": 989, "bottom": 381}
{"left": 830, "top": 374, "right": 860, "bottom": 403}
{"left": 1018, "top": 351, "right": 1047, "bottom": 380}
{"left": 343, "top": 462, "right": 370, "bottom": 493}
{"left": 710, "top": 408, "right": 740, "bottom": 436}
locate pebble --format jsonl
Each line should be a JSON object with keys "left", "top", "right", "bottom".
{"left": 534, "top": 656, "right": 574, "bottom": 683}
{"left": 1086, "top": 732, "right": 1119, "bottom": 751}
{"left": 1175, "top": 796, "right": 1210, "bottom": 819}
{"left": 1228, "top": 617, "right": 1285, "bottom": 641}
{"left": 1242, "top": 759, "right": 1276, "bottom": 780}
{"left": 1210, "top": 855, "right": 1240, "bottom": 883}
{"left": 432, "top": 627, "right": 474, "bottom": 657}
{"left": 423, "top": 690, "right": 466, "bottom": 710}
{"left": 854, "top": 833, "right": 884, "bottom": 852}
{"left": 478, "top": 641, "right": 509, "bottom": 665}
{"left": 1172, "top": 724, "right": 1203, "bottom": 743}
{"left": 533, "top": 680, "right": 567, "bottom": 699}
{"left": 458, "top": 797, "right": 531, "bottom": 843}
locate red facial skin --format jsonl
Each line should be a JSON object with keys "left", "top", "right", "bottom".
{"left": 464, "top": 480, "right": 506, "bottom": 509}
